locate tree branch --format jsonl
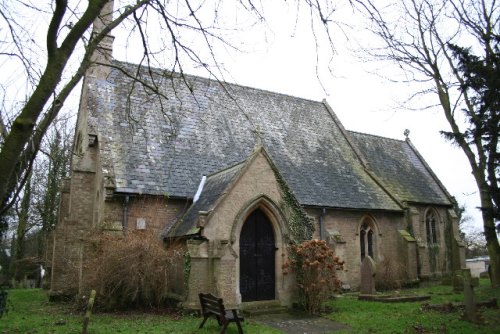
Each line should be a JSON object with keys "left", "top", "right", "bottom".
{"left": 46, "top": 0, "right": 67, "bottom": 60}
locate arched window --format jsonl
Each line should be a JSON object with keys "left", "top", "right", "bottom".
{"left": 360, "top": 220, "right": 374, "bottom": 260}
{"left": 425, "top": 209, "right": 438, "bottom": 244}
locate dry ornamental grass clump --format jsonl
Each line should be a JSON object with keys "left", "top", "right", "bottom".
{"left": 375, "top": 255, "right": 407, "bottom": 291}
{"left": 81, "top": 230, "right": 183, "bottom": 310}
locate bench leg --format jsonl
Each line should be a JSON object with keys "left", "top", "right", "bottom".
{"left": 230, "top": 309, "right": 244, "bottom": 334}
{"left": 235, "top": 319, "right": 244, "bottom": 334}
{"left": 199, "top": 315, "right": 209, "bottom": 329}
{"left": 219, "top": 322, "right": 229, "bottom": 334}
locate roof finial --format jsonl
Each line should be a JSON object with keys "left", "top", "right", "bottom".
{"left": 404, "top": 129, "right": 410, "bottom": 140}
{"left": 252, "top": 125, "right": 264, "bottom": 147}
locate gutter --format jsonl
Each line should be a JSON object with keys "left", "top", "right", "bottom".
{"left": 123, "top": 195, "right": 129, "bottom": 230}
{"left": 320, "top": 208, "right": 327, "bottom": 240}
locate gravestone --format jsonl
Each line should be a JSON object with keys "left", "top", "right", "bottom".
{"left": 459, "top": 269, "right": 482, "bottom": 323}
{"left": 453, "top": 269, "right": 465, "bottom": 292}
{"left": 360, "top": 256, "right": 376, "bottom": 295}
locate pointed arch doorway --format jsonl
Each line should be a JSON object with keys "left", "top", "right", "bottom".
{"left": 239, "top": 208, "right": 276, "bottom": 301}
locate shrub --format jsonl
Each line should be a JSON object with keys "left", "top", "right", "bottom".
{"left": 80, "top": 230, "right": 184, "bottom": 310}
{"left": 284, "top": 239, "right": 344, "bottom": 314}
{"left": 375, "top": 254, "right": 406, "bottom": 291}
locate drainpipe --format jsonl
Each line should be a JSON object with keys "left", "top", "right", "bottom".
{"left": 319, "top": 208, "right": 326, "bottom": 240}
{"left": 123, "top": 195, "right": 129, "bottom": 231}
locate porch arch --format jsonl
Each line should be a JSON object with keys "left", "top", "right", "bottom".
{"left": 230, "top": 195, "right": 289, "bottom": 303}
{"left": 230, "top": 195, "right": 287, "bottom": 246}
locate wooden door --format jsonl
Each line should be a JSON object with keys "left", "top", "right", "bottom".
{"left": 239, "top": 209, "right": 275, "bottom": 301}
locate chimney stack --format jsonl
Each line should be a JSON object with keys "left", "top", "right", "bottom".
{"left": 88, "top": 0, "right": 115, "bottom": 79}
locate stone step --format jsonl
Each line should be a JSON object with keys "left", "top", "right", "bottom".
{"left": 241, "top": 300, "right": 288, "bottom": 316}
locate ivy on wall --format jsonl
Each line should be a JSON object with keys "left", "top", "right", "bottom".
{"left": 183, "top": 250, "right": 191, "bottom": 291}
{"left": 271, "top": 164, "right": 314, "bottom": 243}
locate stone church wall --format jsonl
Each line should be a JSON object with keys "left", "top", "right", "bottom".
{"left": 408, "top": 204, "right": 464, "bottom": 279}
{"left": 99, "top": 196, "right": 187, "bottom": 233}
{"left": 304, "top": 205, "right": 463, "bottom": 289}
{"left": 306, "top": 208, "right": 407, "bottom": 289}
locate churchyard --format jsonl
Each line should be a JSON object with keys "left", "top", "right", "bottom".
{"left": 1, "top": 279, "right": 499, "bottom": 334}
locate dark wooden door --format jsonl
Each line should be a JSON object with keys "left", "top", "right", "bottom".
{"left": 239, "top": 209, "right": 275, "bottom": 301}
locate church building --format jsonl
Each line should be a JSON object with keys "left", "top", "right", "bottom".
{"left": 50, "top": 3, "right": 465, "bottom": 309}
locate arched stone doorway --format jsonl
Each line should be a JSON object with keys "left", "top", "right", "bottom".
{"left": 239, "top": 208, "right": 276, "bottom": 301}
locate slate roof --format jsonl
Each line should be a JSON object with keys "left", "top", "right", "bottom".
{"left": 87, "top": 60, "right": 449, "bottom": 212}
{"left": 168, "top": 161, "right": 246, "bottom": 237}
{"left": 348, "top": 132, "right": 452, "bottom": 205}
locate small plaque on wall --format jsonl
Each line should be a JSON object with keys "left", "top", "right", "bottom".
{"left": 136, "top": 218, "right": 146, "bottom": 230}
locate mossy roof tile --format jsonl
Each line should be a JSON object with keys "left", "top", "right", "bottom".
{"left": 87, "top": 61, "right": 448, "bottom": 214}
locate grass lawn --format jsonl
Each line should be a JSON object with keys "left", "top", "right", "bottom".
{"left": 1, "top": 280, "right": 499, "bottom": 333}
{"left": 326, "top": 279, "right": 500, "bottom": 334}
{"left": 0, "top": 290, "right": 279, "bottom": 334}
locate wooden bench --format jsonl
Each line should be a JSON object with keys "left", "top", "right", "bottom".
{"left": 198, "top": 293, "right": 244, "bottom": 334}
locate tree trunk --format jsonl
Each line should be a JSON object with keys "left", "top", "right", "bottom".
{"left": 13, "top": 175, "right": 32, "bottom": 281}
{"left": 482, "top": 208, "right": 500, "bottom": 288}
{"left": 486, "top": 239, "right": 500, "bottom": 288}
{"left": 0, "top": 0, "right": 109, "bottom": 213}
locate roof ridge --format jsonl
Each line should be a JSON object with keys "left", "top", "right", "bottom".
{"left": 348, "top": 130, "right": 405, "bottom": 142}
{"left": 205, "top": 159, "right": 248, "bottom": 179}
{"left": 111, "top": 59, "right": 324, "bottom": 104}
{"left": 404, "top": 138, "right": 456, "bottom": 206}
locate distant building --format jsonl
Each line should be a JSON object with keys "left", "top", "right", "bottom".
{"left": 466, "top": 257, "right": 490, "bottom": 278}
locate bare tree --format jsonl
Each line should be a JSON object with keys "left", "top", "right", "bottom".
{"left": 360, "top": 0, "right": 500, "bottom": 286}
{"left": 34, "top": 119, "right": 72, "bottom": 262}
{"left": 1, "top": 117, "right": 71, "bottom": 284}
{"left": 0, "top": 0, "right": 353, "bottom": 228}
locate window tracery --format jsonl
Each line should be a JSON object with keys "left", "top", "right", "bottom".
{"left": 425, "top": 209, "right": 438, "bottom": 244}
{"left": 360, "top": 220, "right": 374, "bottom": 260}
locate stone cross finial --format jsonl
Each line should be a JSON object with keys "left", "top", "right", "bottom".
{"left": 252, "top": 125, "right": 265, "bottom": 146}
{"left": 404, "top": 129, "right": 410, "bottom": 139}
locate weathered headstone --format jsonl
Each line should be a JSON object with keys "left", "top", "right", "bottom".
{"left": 453, "top": 269, "right": 465, "bottom": 292}
{"left": 82, "top": 289, "right": 96, "bottom": 334}
{"left": 360, "top": 256, "right": 376, "bottom": 295}
{"left": 459, "top": 269, "right": 482, "bottom": 323}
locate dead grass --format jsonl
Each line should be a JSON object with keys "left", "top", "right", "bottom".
{"left": 79, "top": 230, "right": 184, "bottom": 310}
{"left": 375, "top": 254, "right": 406, "bottom": 291}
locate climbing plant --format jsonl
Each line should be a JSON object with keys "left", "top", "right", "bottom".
{"left": 183, "top": 250, "right": 191, "bottom": 292}
{"left": 270, "top": 155, "right": 344, "bottom": 314}
{"left": 271, "top": 165, "right": 314, "bottom": 243}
